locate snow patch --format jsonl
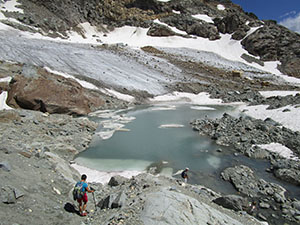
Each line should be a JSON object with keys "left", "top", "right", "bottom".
{"left": 256, "top": 143, "right": 299, "bottom": 160}
{"left": 217, "top": 4, "right": 225, "bottom": 11}
{"left": 154, "top": 19, "right": 187, "bottom": 35}
{"left": 13, "top": 21, "right": 283, "bottom": 77}
{"left": 0, "top": 76, "right": 12, "bottom": 83}
{"left": 71, "top": 163, "right": 143, "bottom": 184}
{"left": 150, "top": 92, "right": 223, "bottom": 105}
{"left": 100, "top": 88, "right": 135, "bottom": 102}
{"left": 0, "top": 91, "right": 12, "bottom": 110}
{"left": 277, "top": 73, "right": 300, "bottom": 85}
{"left": 192, "top": 14, "right": 214, "bottom": 23}
{"left": 44, "top": 67, "right": 99, "bottom": 90}
{"left": 0, "top": 0, "right": 23, "bottom": 14}
{"left": 172, "top": 10, "right": 180, "bottom": 14}
{"left": 260, "top": 91, "right": 300, "bottom": 98}
{"left": 240, "top": 104, "right": 300, "bottom": 132}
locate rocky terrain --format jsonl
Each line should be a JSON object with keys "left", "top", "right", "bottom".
{"left": 1, "top": 0, "right": 298, "bottom": 77}
{"left": 0, "top": 0, "right": 300, "bottom": 224}
{"left": 0, "top": 109, "right": 267, "bottom": 225}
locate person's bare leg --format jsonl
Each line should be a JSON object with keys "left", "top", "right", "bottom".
{"left": 79, "top": 202, "right": 82, "bottom": 214}
{"left": 83, "top": 203, "right": 87, "bottom": 213}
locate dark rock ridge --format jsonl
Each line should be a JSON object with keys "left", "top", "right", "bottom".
{"left": 7, "top": 0, "right": 297, "bottom": 77}
{"left": 242, "top": 21, "right": 300, "bottom": 77}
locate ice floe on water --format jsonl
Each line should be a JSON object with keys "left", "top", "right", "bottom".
{"left": 255, "top": 143, "right": 299, "bottom": 161}
{"left": 190, "top": 106, "right": 216, "bottom": 111}
{"left": 150, "top": 105, "right": 177, "bottom": 111}
{"left": 159, "top": 124, "right": 185, "bottom": 128}
{"left": 90, "top": 109, "right": 136, "bottom": 140}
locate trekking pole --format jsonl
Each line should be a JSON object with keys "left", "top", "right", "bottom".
{"left": 91, "top": 187, "right": 97, "bottom": 211}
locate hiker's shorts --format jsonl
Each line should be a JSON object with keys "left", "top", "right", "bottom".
{"left": 77, "top": 193, "right": 88, "bottom": 204}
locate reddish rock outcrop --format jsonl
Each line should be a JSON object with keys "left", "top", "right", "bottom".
{"left": 7, "top": 68, "right": 105, "bottom": 115}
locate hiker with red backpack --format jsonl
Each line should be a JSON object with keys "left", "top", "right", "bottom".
{"left": 73, "top": 174, "right": 95, "bottom": 216}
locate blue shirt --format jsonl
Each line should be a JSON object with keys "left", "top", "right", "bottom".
{"left": 76, "top": 181, "right": 88, "bottom": 192}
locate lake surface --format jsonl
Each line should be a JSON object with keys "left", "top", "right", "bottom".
{"left": 75, "top": 104, "right": 299, "bottom": 196}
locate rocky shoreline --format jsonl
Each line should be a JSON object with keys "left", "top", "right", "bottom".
{"left": 191, "top": 111, "right": 300, "bottom": 224}
{"left": 0, "top": 97, "right": 299, "bottom": 224}
{"left": 0, "top": 108, "right": 265, "bottom": 225}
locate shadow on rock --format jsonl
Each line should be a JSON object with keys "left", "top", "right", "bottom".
{"left": 64, "top": 202, "right": 79, "bottom": 215}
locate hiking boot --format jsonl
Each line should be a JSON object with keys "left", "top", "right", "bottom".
{"left": 80, "top": 212, "right": 87, "bottom": 217}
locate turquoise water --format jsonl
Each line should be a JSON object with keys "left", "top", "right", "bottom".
{"left": 75, "top": 104, "right": 300, "bottom": 196}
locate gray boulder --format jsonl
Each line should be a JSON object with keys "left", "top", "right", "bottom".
{"left": 140, "top": 190, "right": 245, "bottom": 225}
{"left": 214, "top": 14, "right": 245, "bottom": 34}
{"left": 147, "top": 24, "right": 176, "bottom": 37}
{"left": 292, "top": 201, "right": 300, "bottom": 211}
{"left": 221, "top": 165, "right": 286, "bottom": 198}
{"left": 97, "top": 191, "right": 127, "bottom": 209}
{"left": 108, "top": 175, "right": 129, "bottom": 187}
{"left": 273, "top": 168, "right": 300, "bottom": 186}
{"left": 213, "top": 195, "right": 248, "bottom": 211}
{"left": 1, "top": 186, "right": 23, "bottom": 204}
{"left": 186, "top": 22, "right": 220, "bottom": 40}
{"left": 0, "top": 161, "right": 11, "bottom": 172}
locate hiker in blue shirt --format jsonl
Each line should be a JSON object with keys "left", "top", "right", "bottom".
{"left": 75, "top": 174, "right": 94, "bottom": 216}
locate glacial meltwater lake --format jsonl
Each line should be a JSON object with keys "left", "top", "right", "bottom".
{"left": 75, "top": 104, "right": 300, "bottom": 197}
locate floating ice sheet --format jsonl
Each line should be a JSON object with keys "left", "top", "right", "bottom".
{"left": 159, "top": 124, "right": 185, "bottom": 128}
{"left": 75, "top": 158, "right": 153, "bottom": 172}
{"left": 190, "top": 106, "right": 216, "bottom": 111}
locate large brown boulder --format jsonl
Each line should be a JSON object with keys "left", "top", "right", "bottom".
{"left": 6, "top": 67, "right": 105, "bottom": 115}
